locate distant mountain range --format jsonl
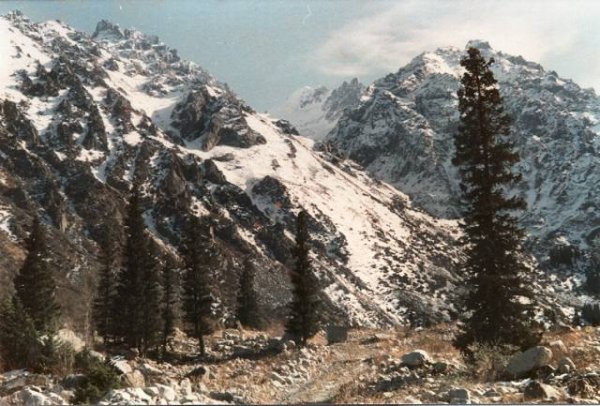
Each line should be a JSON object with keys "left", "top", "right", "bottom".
{"left": 271, "top": 78, "right": 364, "bottom": 141}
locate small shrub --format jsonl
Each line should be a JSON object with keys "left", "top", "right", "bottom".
{"left": 35, "top": 336, "right": 75, "bottom": 377}
{"left": 71, "top": 350, "right": 121, "bottom": 404}
{"left": 466, "top": 342, "right": 517, "bottom": 382}
{"left": 581, "top": 303, "right": 600, "bottom": 326}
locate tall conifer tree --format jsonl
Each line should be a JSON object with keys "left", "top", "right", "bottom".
{"left": 160, "top": 256, "right": 178, "bottom": 359}
{"left": 13, "top": 216, "right": 60, "bottom": 335}
{"left": 453, "top": 47, "right": 540, "bottom": 352}
{"left": 181, "top": 215, "right": 215, "bottom": 356}
{"left": 285, "top": 210, "right": 320, "bottom": 346}
{"left": 93, "top": 227, "right": 119, "bottom": 344}
{"left": 236, "top": 257, "right": 262, "bottom": 329}
{"left": 0, "top": 297, "right": 40, "bottom": 370}
{"left": 115, "top": 181, "right": 162, "bottom": 355}
{"left": 139, "top": 248, "right": 162, "bottom": 356}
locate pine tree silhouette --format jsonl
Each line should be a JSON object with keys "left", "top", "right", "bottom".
{"left": 285, "top": 210, "right": 321, "bottom": 346}
{"left": 13, "top": 216, "right": 60, "bottom": 335}
{"left": 161, "top": 255, "right": 178, "bottom": 359}
{"left": 236, "top": 257, "right": 262, "bottom": 329}
{"left": 93, "top": 226, "right": 119, "bottom": 344}
{"left": 181, "top": 215, "right": 216, "bottom": 356}
{"left": 114, "top": 181, "right": 162, "bottom": 355}
{"left": 0, "top": 297, "right": 40, "bottom": 370}
{"left": 453, "top": 47, "right": 540, "bottom": 353}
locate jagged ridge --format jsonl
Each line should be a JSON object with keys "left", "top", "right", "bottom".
{"left": 323, "top": 41, "right": 600, "bottom": 313}
{"left": 0, "top": 12, "right": 466, "bottom": 332}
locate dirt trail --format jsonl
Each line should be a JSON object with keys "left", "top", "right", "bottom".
{"left": 280, "top": 340, "right": 380, "bottom": 403}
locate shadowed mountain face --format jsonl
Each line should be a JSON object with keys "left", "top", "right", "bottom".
{"left": 0, "top": 12, "right": 477, "bottom": 333}
{"left": 322, "top": 41, "right": 600, "bottom": 297}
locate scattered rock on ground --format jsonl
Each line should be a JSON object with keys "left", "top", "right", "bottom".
{"left": 401, "top": 350, "right": 431, "bottom": 368}
{"left": 505, "top": 346, "right": 552, "bottom": 378}
{"left": 448, "top": 388, "right": 470, "bottom": 404}
{"left": 110, "top": 358, "right": 133, "bottom": 375}
{"left": 524, "top": 381, "right": 562, "bottom": 400}
{"left": 557, "top": 357, "right": 576, "bottom": 374}
{"left": 123, "top": 370, "right": 145, "bottom": 388}
{"left": 549, "top": 340, "right": 568, "bottom": 355}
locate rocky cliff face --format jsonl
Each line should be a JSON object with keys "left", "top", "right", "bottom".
{"left": 0, "top": 12, "right": 473, "bottom": 332}
{"left": 325, "top": 40, "right": 600, "bottom": 301}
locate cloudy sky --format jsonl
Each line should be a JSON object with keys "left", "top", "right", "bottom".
{"left": 1, "top": 0, "right": 598, "bottom": 110}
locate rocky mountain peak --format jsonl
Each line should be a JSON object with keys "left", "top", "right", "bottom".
{"left": 465, "top": 39, "right": 493, "bottom": 50}
{"left": 92, "top": 19, "right": 124, "bottom": 40}
{"left": 326, "top": 40, "right": 600, "bottom": 309}
{"left": 0, "top": 12, "right": 470, "bottom": 330}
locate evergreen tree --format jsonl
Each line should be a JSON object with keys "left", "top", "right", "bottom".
{"left": 285, "top": 210, "right": 321, "bottom": 346}
{"left": 139, "top": 248, "right": 162, "bottom": 356}
{"left": 160, "top": 256, "right": 178, "bottom": 359}
{"left": 586, "top": 238, "right": 600, "bottom": 296}
{"left": 0, "top": 297, "right": 40, "bottom": 371}
{"left": 181, "top": 215, "right": 215, "bottom": 356}
{"left": 114, "top": 182, "right": 145, "bottom": 350}
{"left": 236, "top": 257, "right": 262, "bottom": 330}
{"left": 453, "top": 47, "right": 540, "bottom": 353}
{"left": 13, "top": 216, "right": 60, "bottom": 335}
{"left": 586, "top": 263, "right": 600, "bottom": 297}
{"left": 93, "top": 228, "right": 119, "bottom": 344}
{"left": 114, "top": 181, "right": 162, "bottom": 355}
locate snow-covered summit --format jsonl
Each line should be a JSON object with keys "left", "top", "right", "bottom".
{"left": 326, "top": 39, "right": 600, "bottom": 299}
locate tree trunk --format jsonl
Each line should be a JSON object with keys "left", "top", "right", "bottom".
{"left": 198, "top": 335, "right": 205, "bottom": 356}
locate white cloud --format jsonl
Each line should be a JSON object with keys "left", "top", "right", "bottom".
{"left": 312, "top": 0, "right": 600, "bottom": 91}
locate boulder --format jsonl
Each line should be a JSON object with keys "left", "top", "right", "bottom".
{"left": 1, "top": 373, "right": 50, "bottom": 396}
{"left": 401, "top": 350, "right": 431, "bottom": 367}
{"left": 123, "top": 370, "right": 145, "bottom": 388}
{"left": 326, "top": 325, "right": 349, "bottom": 344}
{"left": 557, "top": 357, "right": 576, "bottom": 374}
{"left": 535, "top": 364, "right": 556, "bottom": 379}
{"left": 483, "top": 389, "right": 501, "bottom": 398}
{"left": 139, "top": 362, "right": 162, "bottom": 377}
{"left": 505, "top": 346, "right": 552, "bottom": 378}
{"left": 448, "top": 388, "right": 470, "bottom": 404}
{"left": 186, "top": 366, "right": 209, "bottom": 382}
{"left": 549, "top": 340, "right": 568, "bottom": 355}
{"left": 110, "top": 358, "right": 133, "bottom": 375}
{"left": 209, "top": 391, "right": 235, "bottom": 402}
{"left": 155, "top": 384, "right": 176, "bottom": 402}
{"left": 179, "top": 378, "right": 192, "bottom": 396}
{"left": 107, "top": 387, "right": 152, "bottom": 404}
{"left": 432, "top": 361, "right": 450, "bottom": 374}
{"left": 524, "top": 381, "right": 561, "bottom": 400}
{"left": 1, "top": 387, "right": 65, "bottom": 406}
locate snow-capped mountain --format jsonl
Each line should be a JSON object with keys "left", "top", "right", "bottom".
{"left": 0, "top": 12, "right": 473, "bottom": 330}
{"left": 326, "top": 40, "right": 600, "bottom": 282}
{"left": 271, "top": 78, "right": 364, "bottom": 140}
